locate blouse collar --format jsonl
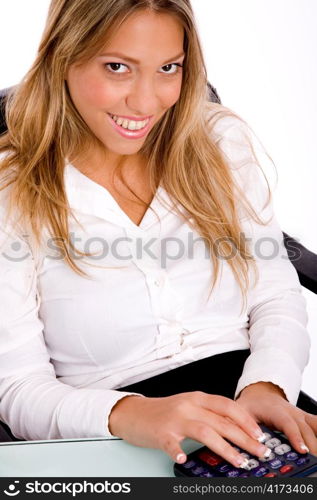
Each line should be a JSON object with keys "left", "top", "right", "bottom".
{"left": 64, "top": 162, "right": 183, "bottom": 233}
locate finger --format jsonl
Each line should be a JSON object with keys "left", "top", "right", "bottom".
{"left": 184, "top": 419, "right": 262, "bottom": 470}
{"left": 299, "top": 418, "right": 317, "bottom": 455}
{"left": 274, "top": 413, "right": 309, "bottom": 455}
{"left": 193, "top": 408, "right": 270, "bottom": 460}
{"left": 304, "top": 413, "right": 317, "bottom": 436}
{"left": 159, "top": 431, "right": 188, "bottom": 464}
{"left": 200, "top": 393, "right": 265, "bottom": 443}
{"left": 211, "top": 414, "right": 271, "bottom": 460}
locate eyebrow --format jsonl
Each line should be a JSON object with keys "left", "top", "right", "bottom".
{"left": 99, "top": 51, "right": 185, "bottom": 65}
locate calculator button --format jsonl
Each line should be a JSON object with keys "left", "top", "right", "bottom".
{"left": 264, "top": 473, "right": 277, "bottom": 477}
{"left": 279, "top": 465, "right": 294, "bottom": 475}
{"left": 242, "top": 459, "right": 259, "bottom": 471}
{"left": 216, "top": 463, "right": 232, "bottom": 473}
{"left": 296, "top": 457, "right": 310, "bottom": 466}
{"left": 269, "top": 458, "right": 284, "bottom": 469}
{"left": 259, "top": 451, "right": 275, "bottom": 462}
{"left": 285, "top": 452, "right": 299, "bottom": 461}
{"left": 226, "top": 469, "right": 241, "bottom": 477}
{"left": 266, "top": 438, "right": 282, "bottom": 449}
{"left": 239, "top": 472, "right": 251, "bottom": 478}
{"left": 191, "top": 465, "right": 208, "bottom": 475}
{"left": 198, "top": 450, "right": 222, "bottom": 467}
{"left": 252, "top": 466, "right": 270, "bottom": 477}
{"left": 274, "top": 444, "right": 291, "bottom": 455}
{"left": 201, "top": 471, "right": 218, "bottom": 477}
{"left": 262, "top": 432, "right": 272, "bottom": 441}
{"left": 182, "top": 459, "right": 197, "bottom": 469}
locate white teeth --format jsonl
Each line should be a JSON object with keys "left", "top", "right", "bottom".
{"left": 111, "top": 114, "right": 149, "bottom": 131}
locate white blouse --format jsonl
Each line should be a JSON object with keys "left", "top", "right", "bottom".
{"left": 0, "top": 113, "right": 310, "bottom": 440}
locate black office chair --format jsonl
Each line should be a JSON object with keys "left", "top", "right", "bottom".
{"left": 0, "top": 84, "right": 316, "bottom": 443}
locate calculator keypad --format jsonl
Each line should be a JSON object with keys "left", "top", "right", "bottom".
{"left": 176, "top": 425, "right": 312, "bottom": 478}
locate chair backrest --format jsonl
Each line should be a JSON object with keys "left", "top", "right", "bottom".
{"left": 0, "top": 87, "right": 9, "bottom": 136}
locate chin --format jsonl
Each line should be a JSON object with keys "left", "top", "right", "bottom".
{"left": 103, "top": 142, "right": 142, "bottom": 156}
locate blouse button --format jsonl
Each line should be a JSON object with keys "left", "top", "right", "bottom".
{"left": 154, "top": 275, "right": 166, "bottom": 287}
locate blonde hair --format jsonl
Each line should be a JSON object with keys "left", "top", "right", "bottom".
{"left": 0, "top": 0, "right": 274, "bottom": 314}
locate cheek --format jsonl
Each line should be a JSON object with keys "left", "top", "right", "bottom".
{"left": 68, "top": 71, "right": 119, "bottom": 112}
{"left": 160, "top": 80, "right": 183, "bottom": 108}
{"left": 74, "top": 81, "right": 108, "bottom": 110}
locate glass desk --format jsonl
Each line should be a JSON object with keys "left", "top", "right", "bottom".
{"left": 0, "top": 437, "right": 201, "bottom": 477}
{"left": 1, "top": 438, "right": 317, "bottom": 478}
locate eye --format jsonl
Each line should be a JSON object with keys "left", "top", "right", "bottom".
{"left": 105, "top": 63, "right": 129, "bottom": 75}
{"left": 104, "top": 62, "right": 183, "bottom": 76}
{"left": 160, "top": 63, "right": 183, "bottom": 75}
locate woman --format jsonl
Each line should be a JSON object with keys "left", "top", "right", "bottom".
{"left": 0, "top": 0, "right": 316, "bottom": 469}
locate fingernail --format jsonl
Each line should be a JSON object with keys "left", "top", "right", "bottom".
{"left": 263, "top": 447, "right": 272, "bottom": 458}
{"left": 300, "top": 444, "right": 309, "bottom": 453}
{"left": 236, "top": 456, "right": 250, "bottom": 469}
{"left": 254, "top": 431, "right": 267, "bottom": 443}
{"left": 176, "top": 453, "right": 186, "bottom": 463}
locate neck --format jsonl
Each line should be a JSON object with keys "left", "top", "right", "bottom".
{"left": 68, "top": 146, "right": 149, "bottom": 186}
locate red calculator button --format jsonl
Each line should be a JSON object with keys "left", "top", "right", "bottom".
{"left": 198, "top": 450, "right": 222, "bottom": 467}
{"left": 279, "top": 465, "right": 294, "bottom": 474}
{"left": 264, "top": 473, "right": 277, "bottom": 477}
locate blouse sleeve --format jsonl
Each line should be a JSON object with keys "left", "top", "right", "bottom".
{"left": 0, "top": 200, "right": 144, "bottom": 440}
{"left": 213, "top": 115, "right": 310, "bottom": 405}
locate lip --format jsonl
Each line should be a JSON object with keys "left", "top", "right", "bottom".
{"left": 107, "top": 113, "right": 153, "bottom": 140}
{"left": 107, "top": 113, "right": 153, "bottom": 122}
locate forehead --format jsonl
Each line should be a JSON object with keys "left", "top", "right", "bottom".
{"left": 98, "top": 9, "right": 184, "bottom": 57}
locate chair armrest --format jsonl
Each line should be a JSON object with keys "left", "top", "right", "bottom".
{"left": 297, "top": 390, "right": 317, "bottom": 415}
{"left": 283, "top": 233, "right": 317, "bottom": 294}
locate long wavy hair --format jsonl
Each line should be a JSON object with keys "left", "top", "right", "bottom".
{"left": 0, "top": 0, "right": 274, "bottom": 314}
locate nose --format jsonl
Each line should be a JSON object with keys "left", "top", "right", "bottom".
{"left": 126, "top": 76, "right": 159, "bottom": 117}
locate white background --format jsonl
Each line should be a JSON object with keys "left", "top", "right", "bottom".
{"left": 0, "top": 0, "right": 316, "bottom": 399}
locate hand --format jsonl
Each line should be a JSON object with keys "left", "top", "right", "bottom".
{"left": 108, "top": 391, "right": 274, "bottom": 468}
{"left": 236, "top": 382, "right": 317, "bottom": 455}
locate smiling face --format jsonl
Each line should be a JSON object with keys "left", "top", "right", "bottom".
{"left": 66, "top": 9, "right": 185, "bottom": 168}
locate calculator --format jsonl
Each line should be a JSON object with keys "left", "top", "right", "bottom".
{"left": 174, "top": 424, "right": 317, "bottom": 477}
